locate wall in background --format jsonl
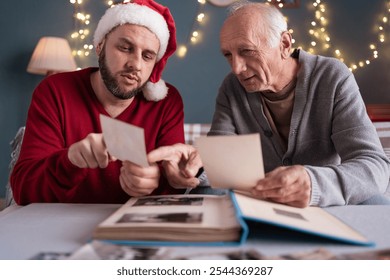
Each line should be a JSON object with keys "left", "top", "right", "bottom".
{"left": 0, "top": 0, "right": 389, "bottom": 198}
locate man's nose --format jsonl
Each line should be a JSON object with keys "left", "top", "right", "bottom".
{"left": 231, "top": 55, "right": 247, "bottom": 75}
{"left": 126, "top": 52, "right": 142, "bottom": 71}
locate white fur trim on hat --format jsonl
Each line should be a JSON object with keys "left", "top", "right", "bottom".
{"left": 93, "top": 4, "right": 169, "bottom": 61}
{"left": 143, "top": 80, "right": 168, "bottom": 101}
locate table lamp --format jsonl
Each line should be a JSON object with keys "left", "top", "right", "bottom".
{"left": 27, "top": 36, "right": 77, "bottom": 76}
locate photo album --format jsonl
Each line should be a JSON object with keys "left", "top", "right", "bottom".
{"left": 93, "top": 192, "right": 372, "bottom": 246}
{"left": 96, "top": 116, "right": 373, "bottom": 247}
{"left": 93, "top": 193, "right": 243, "bottom": 245}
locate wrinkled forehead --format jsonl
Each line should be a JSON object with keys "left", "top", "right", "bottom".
{"left": 221, "top": 11, "right": 265, "bottom": 43}
{"left": 222, "top": 9, "right": 262, "bottom": 33}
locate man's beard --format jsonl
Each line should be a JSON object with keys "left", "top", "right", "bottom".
{"left": 98, "top": 50, "right": 144, "bottom": 100}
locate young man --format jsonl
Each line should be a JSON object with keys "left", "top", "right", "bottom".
{"left": 11, "top": 0, "right": 185, "bottom": 204}
{"left": 148, "top": 1, "right": 390, "bottom": 207}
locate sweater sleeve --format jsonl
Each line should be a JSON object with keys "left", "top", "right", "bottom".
{"left": 10, "top": 78, "right": 89, "bottom": 205}
{"left": 306, "top": 71, "right": 390, "bottom": 206}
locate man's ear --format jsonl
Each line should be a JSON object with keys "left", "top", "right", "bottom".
{"left": 280, "top": 31, "right": 293, "bottom": 59}
{"left": 95, "top": 40, "right": 105, "bottom": 56}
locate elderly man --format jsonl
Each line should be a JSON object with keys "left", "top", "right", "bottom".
{"left": 148, "top": 1, "right": 390, "bottom": 207}
{"left": 11, "top": 0, "right": 185, "bottom": 204}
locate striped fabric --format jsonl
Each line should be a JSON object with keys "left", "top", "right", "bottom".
{"left": 373, "top": 122, "right": 390, "bottom": 160}
{"left": 371, "top": 122, "right": 390, "bottom": 197}
{"left": 183, "top": 122, "right": 390, "bottom": 157}
{"left": 184, "top": 123, "right": 211, "bottom": 145}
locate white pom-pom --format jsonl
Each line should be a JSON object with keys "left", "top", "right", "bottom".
{"left": 143, "top": 79, "right": 168, "bottom": 101}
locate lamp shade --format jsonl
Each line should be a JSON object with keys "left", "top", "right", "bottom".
{"left": 27, "top": 36, "right": 77, "bottom": 75}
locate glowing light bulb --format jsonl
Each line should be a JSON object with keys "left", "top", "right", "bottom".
{"left": 177, "top": 46, "right": 187, "bottom": 58}
{"left": 197, "top": 13, "right": 205, "bottom": 22}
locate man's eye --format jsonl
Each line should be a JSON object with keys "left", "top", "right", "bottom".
{"left": 242, "top": 49, "right": 255, "bottom": 56}
{"left": 119, "top": 45, "right": 131, "bottom": 51}
{"left": 143, "top": 53, "right": 155, "bottom": 61}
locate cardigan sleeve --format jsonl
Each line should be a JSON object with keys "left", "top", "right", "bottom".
{"left": 305, "top": 71, "right": 390, "bottom": 206}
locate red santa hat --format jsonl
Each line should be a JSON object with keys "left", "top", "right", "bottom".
{"left": 93, "top": 0, "right": 177, "bottom": 101}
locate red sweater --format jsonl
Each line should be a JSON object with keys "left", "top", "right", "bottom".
{"left": 11, "top": 68, "right": 185, "bottom": 205}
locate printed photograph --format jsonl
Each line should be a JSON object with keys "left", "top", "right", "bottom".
{"left": 117, "top": 212, "right": 203, "bottom": 224}
{"left": 273, "top": 208, "right": 307, "bottom": 221}
{"left": 69, "top": 240, "right": 170, "bottom": 260}
{"left": 133, "top": 196, "right": 203, "bottom": 207}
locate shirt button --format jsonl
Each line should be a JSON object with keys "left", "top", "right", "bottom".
{"left": 264, "top": 130, "right": 273, "bottom": 137}
{"left": 283, "top": 158, "right": 292, "bottom": 166}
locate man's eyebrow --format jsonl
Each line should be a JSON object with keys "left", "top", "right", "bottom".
{"left": 117, "top": 37, "right": 158, "bottom": 56}
{"left": 117, "top": 37, "right": 135, "bottom": 46}
{"left": 220, "top": 47, "right": 230, "bottom": 54}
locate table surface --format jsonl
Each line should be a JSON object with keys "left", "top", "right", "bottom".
{"left": 1, "top": 203, "right": 390, "bottom": 260}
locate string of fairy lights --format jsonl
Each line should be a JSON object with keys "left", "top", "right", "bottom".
{"left": 69, "top": 0, "right": 93, "bottom": 67}
{"left": 301, "top": 0, "right": 390, "bottom": 72}
{"left": 68, "top": 0, "right": 390, "bottom": 72}
{"left": 176, "top": 0, "right": 207, "bottom": 58}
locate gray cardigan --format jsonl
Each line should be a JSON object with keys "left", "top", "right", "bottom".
{"left": 208, "top": 49, "right": 390, "bottom": 207}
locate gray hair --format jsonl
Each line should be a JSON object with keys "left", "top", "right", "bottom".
{"left": 227, "top": 1, "right": 288, "bottom": 48}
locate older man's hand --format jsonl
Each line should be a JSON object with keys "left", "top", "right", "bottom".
{"left": 251, "top": 165, "right": 311, "bottom": 208}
